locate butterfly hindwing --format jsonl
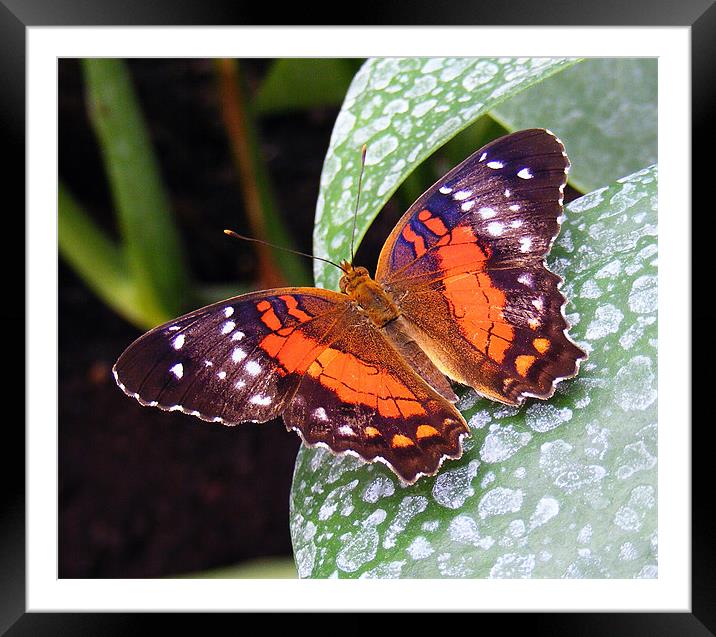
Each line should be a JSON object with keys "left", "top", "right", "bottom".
{"left": 284, "top": 306, "right": 468, "bottom": 484}
{"left": 390, "top": 263, "right": 585, "bottom": 404}
{"left": 376, "top": 129, "right": 585, "bottom": 404}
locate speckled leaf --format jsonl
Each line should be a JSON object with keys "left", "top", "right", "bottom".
{"left": 313, "top": 57, "right": 580, "bottom": 292}
{"left": 291, "top": 165, "right": 657, "bottom": 579}
{"left": 492, "top": 58, "right": 657, "bottom": 193}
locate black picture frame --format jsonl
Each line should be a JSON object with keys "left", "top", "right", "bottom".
{"left": 4, "top": 0, "right": 711, "bottom": 632}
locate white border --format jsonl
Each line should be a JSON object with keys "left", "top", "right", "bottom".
{"left": 30, "top": 26, "right": 690, "bottom": 611}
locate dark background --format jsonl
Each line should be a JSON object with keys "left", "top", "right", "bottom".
{"left": 58, "top": 58, "right": 409, "bottom": 578}
{"left": 61, "top": 59, "right": 332, "bottom": 577}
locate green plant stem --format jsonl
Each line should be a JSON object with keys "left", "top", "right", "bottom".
{"left": 215, "top": 58, "right": 311, "bottom": 288}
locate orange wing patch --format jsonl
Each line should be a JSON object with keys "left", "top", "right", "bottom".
{"left": 260, "top": 329, "right": 324, "bottom": 376}
{"left": 280, "top": 295, "right": 313, "bottom": 322}
{"left": 533, "top": 337, "right": 551, "bottom": 354}
{"left": 416, "top": 424, "right": 440, "bottom": 439}
{"left": 417, "top": 209, "right": 449, "bottom": 236}
{"left": 434, "top": 225, "right": 514, "bottom": 363}
{"left": 515, "top": 354, "right": 537, "bottom": 377}
{"left": 364, "top": 426, "right": 381, "bottom": 438}
{"left": 401, "top": 224, "right": 427, "bottom": 258}
{"left": 391, "top": 433, "right": 415, "bottom": 448}
{"left": 306, "top": 347, "right": 428, "bottom": 418}
{"left": 256, "top": 299, "right": 282, "bottom": 331}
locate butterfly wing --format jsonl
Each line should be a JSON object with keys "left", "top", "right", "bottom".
{"left": 114, "top": 287, "right": 468, "bottom": 484}
{"left": 113, "top": 288, "right": 345, "bottom": 424}
{"left": 375, "top": 129, "right": 586, "bottom": 405}
{"left": 283, "top": 304, "right": 468, "bottom": 484}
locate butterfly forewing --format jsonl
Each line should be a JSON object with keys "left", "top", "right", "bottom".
{"left": 113, "top": 289, "right": 347, "bottom": 424}
{"left": 377, "top": 128, "right": 570, "bottom": 281}
{"left": 376, "top": 128, "right": 585, "bottom": 404}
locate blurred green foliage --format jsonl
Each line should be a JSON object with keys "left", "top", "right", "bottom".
{"left": 59, "top": 58, "right": 357, "bottom": 331}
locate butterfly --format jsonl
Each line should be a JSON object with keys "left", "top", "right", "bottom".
{"left": 114, "top": 128, "right": 586, "bottom": 485}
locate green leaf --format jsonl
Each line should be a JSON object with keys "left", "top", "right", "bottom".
{"left": 83, "top": 59, "right": 191, "bottom": 326}
{"left": 312, "top": 57, "right": 581, "bottom": 291}
{"left": 253, "top": 58, "right": 363, "bottom": 115}
{"left": 491, "top": 58, "right": 657, "bottom": 193}
{"left": 291, "top": 165, "right": 657, "bottom": 578}
{"left": 59, "top": 181, "right": 152, "bottom": 329}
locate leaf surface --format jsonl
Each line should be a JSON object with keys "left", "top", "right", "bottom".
{"left": 292, "top": 165, "right": 658, "bottom": 579}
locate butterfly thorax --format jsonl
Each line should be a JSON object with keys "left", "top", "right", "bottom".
{"left": 339, "top": 262, "right": 400, "bottom": 328}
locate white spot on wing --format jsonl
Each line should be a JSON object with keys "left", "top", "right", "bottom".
{"left": 168, "top": 325, "right": 180, "bottom": 332}
{"left": 170, "top": 363, "right": 184, "bottom": 379}
{"left": 232, "top": 347, "right": 246, "bottom": 363}
{"left": 217, "top": 371, "right": 227, "bottom": 380}
{"left": 517, "top": 168, "right": 533, "bottom": 179}
{"left": 519, "top": 237, "right": 533, "bottom": 252}
{"left": 487, "top": 222, "right": 504, "bottom": 236}
{"left": 173, "top": 334, "right": 185, "bottom": 350}
{"left": 479, "top": 207, "right": 496, "bottom": 219}
{"left": 439, "top": 185, "right": 452, "bottom": 194}
{"left": 461, "top": 201, "right": 475, "bottom": 212}
{"left": 487, "top": 161, "right": 503, "bottom": 169}
{"left": 224, "top": 307, "right": 234, "bottom": 318}
{"left": 509, "top": 204, "right": 521, "bottom": 212}
{"left": 314, "top": 407, "right": 328, "bottom": 421}
{"left": 518, "top": 273, "right": 533, "bottom": 286}
{"left": 231, "top": 331, "right": 245, "bottom": 341}
{"left": 245, "top": 361, "right": 262, "bottom": 376}
{"left": 479, "top": 152, "right": 487, "bottom": 162}
{"left": 453, "top": 190, "right": 472, "bottom": 201}
{"left": 222, "top": 321, "right": 236, "bottom": 335}
{"left": 250, "top": 394, "right": 271, "bottom": 405}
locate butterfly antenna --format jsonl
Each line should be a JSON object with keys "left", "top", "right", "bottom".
{"left": 223, "top": 229, "right": 348, "bottom": 274}
{"left": 349, "top": 144, "right": 368, "bottom": 265}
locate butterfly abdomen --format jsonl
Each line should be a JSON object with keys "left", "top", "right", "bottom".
{"left": 381, "top": 316, "right": 458, "bottom": 403}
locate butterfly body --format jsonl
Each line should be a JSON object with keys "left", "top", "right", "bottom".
{"left": 339, "top": 262, "right": 401, "bottom": 328}
{"left": 114, "top": 129, "right": 586, "bottom": 484}
{"left": 339, "top": 262, "right": 459, "bottom": 404}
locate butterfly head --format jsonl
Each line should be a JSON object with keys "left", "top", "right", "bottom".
{"left": 338, "top": 261, "right": 370, "bottom": 295}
